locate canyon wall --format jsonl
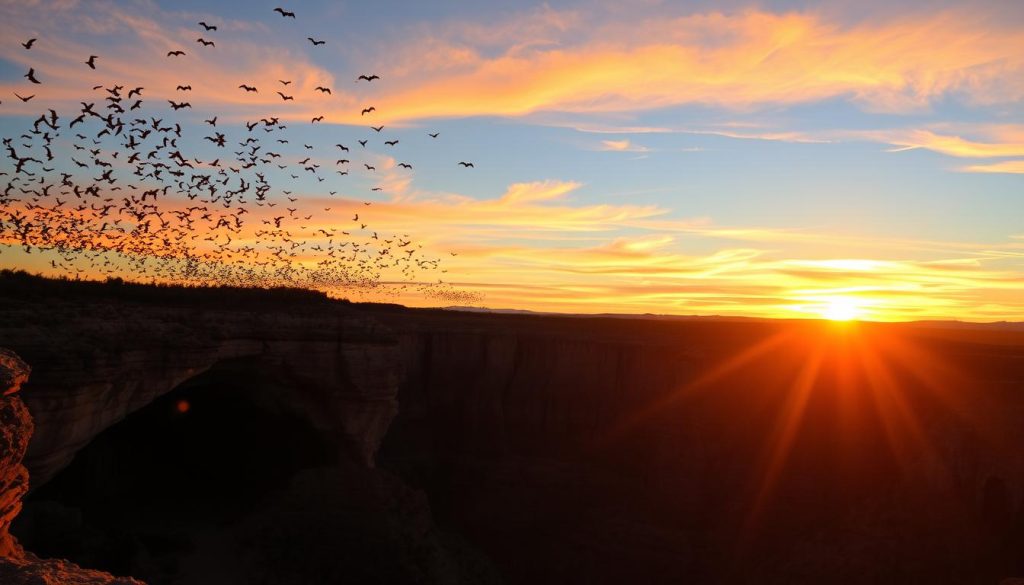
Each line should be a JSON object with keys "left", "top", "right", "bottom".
{"left": 0, "top": 300, "right": 402, "bottom": 486}
{"left": 2, "top": 289, "right": 1024, "bottom": 583}
{"left": 376, "top": 308, "right": 1024, "bottom": 503}
{"left": 366, "top": 307, "right": 1024, "bottom": 583}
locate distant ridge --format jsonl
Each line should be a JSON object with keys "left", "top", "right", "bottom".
{"left": 444, "top": 306, "right": 798, "bottom": 323}
{"left": 443, "top": 306, "right": 542, "bottom": 316}
{"left": 910, "top": 320, "right": 1024, "bottom": 331}
{"left": 443, "top": 305, "right": 1024, "bottom": 329}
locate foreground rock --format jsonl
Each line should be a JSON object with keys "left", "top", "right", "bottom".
{"left": 0, "top": 349, "right": 32, "bottom": 558}
{"left": 0, "top": 551, "right": 143, "bottom": 585}
{"left": 1, "top": 348, "right": 144, "bottom": 584}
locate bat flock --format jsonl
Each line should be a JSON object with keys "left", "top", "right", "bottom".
{"left": 0, "top": 7, "right": 483, "bottom": 304}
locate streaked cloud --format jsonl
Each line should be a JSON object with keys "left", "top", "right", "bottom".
{"left": 870, "top": 129, "right": 1024, "bottom": 158}
{"left": 356, "top": 9, "right": 1024, "bottom": 122}
{"left": 959, "top": 160, "right": 1024, "bottom": 174}
{"left": 599, "top": 139, "right": 650, "bottom": 152}
{"left": 11, "top": 5, "right": 1011, "bottom": 124}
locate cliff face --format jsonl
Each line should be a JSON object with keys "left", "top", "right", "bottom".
{"left": 1, "top": 348, "right": 144, "bottom": 584}
{"left": 393, "top": 328, "right": 697, "bottom": 457}
{"left": 0, "top": 300, "right": 402, "bottom": 486}
{"left": 383, "top": 311, "right": 1024, "bottom": 497}
{"left": 0, "top": 349, "right": 32, "bottom": 558}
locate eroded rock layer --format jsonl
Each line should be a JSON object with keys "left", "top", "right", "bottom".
{"left": 0, "top": 349, "right": 32, "bottom": 558}
{"left": 1, "top": 348, "right": 144, "bottom": 584}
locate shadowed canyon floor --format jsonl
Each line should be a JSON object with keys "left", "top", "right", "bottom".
{"left": 2, "top": 274, "right": 1024, "bottom": 584}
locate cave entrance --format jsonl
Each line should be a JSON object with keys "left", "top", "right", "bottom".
{"left": 12, "top": 357, "right": 335, "bottom": 582}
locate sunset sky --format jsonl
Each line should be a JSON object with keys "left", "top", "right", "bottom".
{"left": 1, "top": 0, "right": 1022, "bottom": 321}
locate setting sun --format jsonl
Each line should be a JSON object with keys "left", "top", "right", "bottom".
{"left": 821, "top": 297, "right": 863, "bottom": 321}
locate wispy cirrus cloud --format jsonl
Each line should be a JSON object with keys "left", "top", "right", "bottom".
{"left": 959, "top": 161, "right": 1024, "bottom": 174}
{"left": 566, "top": 122, "right": 1024, "bottom": 170}
{"left": 868, "top": 128, "right": 1024, "bottom": 158}
{"left": 351, "top": 9, "right": 1024, "bottom": 123}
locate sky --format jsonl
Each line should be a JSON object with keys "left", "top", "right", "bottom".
{"left": 1, "top": 0, "right": 1022, "bottom": 321}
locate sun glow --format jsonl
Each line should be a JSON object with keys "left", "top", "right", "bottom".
{"left": 821, "top": 296, "right": 864, "bottom": 321}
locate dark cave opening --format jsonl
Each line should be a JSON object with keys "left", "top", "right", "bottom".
{"left": 11, "top": 359, "right": 336, "bottom": 582}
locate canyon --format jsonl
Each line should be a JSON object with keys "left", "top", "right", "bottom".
{"left": 2, "top": 276, "right": 1024, "bottom": 583}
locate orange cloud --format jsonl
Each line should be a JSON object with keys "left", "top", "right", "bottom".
{"left": 599, "top": 139, "right": 650, "bottom": 152}
{"left": 960, "top": 160, "right": 1024, "bottom": 174}
{"left": 4, "top": 4, "right": 1022, "bottom": 130}
{"left": 347, "top": 9, "right": 1024, "bottom": 123}
{"left": 872, "top": 129, "right": 1024, "bottom": 158}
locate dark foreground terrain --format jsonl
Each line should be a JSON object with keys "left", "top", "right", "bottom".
{"left": 2, "top": 273, "right": 1024, "bottom": 584}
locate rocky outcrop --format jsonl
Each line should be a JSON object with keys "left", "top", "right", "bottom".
{"left": 1, "top": 348, "right": 144, "bottom": 584}
{"left": 0, "top": 349, "right": 31, "bottom": 558}
{"left": 0, "top": 552, "right": 143, "bottom": 585}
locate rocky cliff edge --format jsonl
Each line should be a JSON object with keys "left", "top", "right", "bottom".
{"left": 1, "top": 347, "right": 144, "bottom": 584}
